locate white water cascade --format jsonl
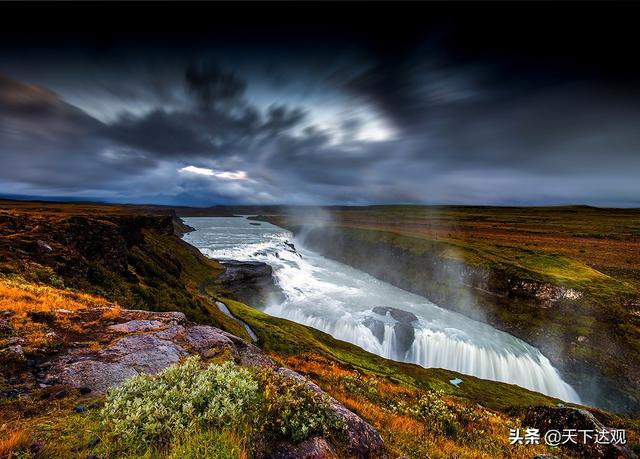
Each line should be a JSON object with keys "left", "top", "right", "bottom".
{"left": 183, "top": 216, "right": 580, "bottom": 403}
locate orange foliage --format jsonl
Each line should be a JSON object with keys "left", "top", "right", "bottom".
{"left": 271, "top": 353, "right": 554, "bottom": 458}
{"left": 0, "top": 280, "right": 111, "bottom": 314}
{"left": 0, "top": 429, "right": 30, "bottom": 459}
{"left": 0, "top": 279, "right": 118, "bottom": 348}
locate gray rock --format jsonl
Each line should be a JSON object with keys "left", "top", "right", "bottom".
{"left": 101, "top": 334, "right": 187, "bottom": 374}
{"left": 152, "top": 325, "right": 185, "bottom": 340}
{"left": 371, "top": 307, "right": 417, "bottom": 356}
{"left": 266, "top": 436, "right": 337, "bottom": 459}
{"left": 277, "top": 368, "right": 385, "bottom": 457}
{"left": 117, "top": 309, "right": 186, "bottom": 325}
{"left": 392, "top": 322, "right": 415, "bottom": 356}
{"left": 53, "top": 360, "right": 138, "bottom": 394}
{"left": 219, "top": 330, "right": 276, "bottom": 368}
{"left": 363, "top": 317, "right": 385, "bottom": 344}
{"left": 0, "top": 318, "right": 12, "bottom": 334}
{"left": 108, "top": 320, "right": 167, "bottom": 333}
{"left": 179, "top": 325, "right": 235, "bottom": 356}
{"left": 372, "top": 306, "right": 418, "bottom": 324}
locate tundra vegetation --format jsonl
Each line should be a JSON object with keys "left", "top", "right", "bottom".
{"left": 0, "top": 200, "right": 638, "bottom": 458}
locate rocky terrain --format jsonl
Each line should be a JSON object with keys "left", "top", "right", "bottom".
{"left": 1, "top": 302, "right": 383, "bottom": 458}
{"left": 213, "top": 260, "right": 285, "bottom": 307}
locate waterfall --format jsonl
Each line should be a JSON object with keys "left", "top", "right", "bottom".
{"left": 183, "top": 216, "right": 581, "bottom": 403}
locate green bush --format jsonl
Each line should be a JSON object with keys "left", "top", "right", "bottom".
{"left": 100, "top": 357, "right": 259, "bottom": 452}
{"left": 100, "top": 357, "right": 347, "bottom": 455}
{"left": 257, "top": 369, "right": 347, "bottom": 442}
{"left": 340, "top": 372, "right": 379, "bottom": 398}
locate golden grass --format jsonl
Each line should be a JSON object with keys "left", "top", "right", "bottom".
{"left": 274, "top": 353, "right": 556, "bottom": 459}
{"left": 0, "top": 278, "right": 118, "bottom": 349}
{"left": 0, "top": 279, "right": 111, "bottom": 314}
{"left": 0, "top": 428, "right": 30, "bottom": 459}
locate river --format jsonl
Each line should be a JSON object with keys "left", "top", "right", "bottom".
{"left": 183, "top": 216, "right": 580, "bottom": 402}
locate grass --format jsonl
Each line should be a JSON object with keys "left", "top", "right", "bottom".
{"left": 0, "top": 278, "right": 117, "bottom": 352}
{"left": 265, "top": 205, "right": 640, "bottom": 291}
{"left": 221, "top": 297, "right": 566, "bottom": 412}
{"left": 2, "top": 200, "right": 639, "bottom": 457}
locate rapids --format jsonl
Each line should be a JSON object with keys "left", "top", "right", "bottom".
{"left": 183, "top": 216, "right": 580, "bottom": 402}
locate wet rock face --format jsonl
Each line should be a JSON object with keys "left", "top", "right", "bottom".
{"left": 372, "top": 306, "right": 418, "bottom": 324}
{"left": 217, "top": 260, "right": 285, "bottom": 306}
{"left": 369, "top": 307, "right": 418, "bottom": 356}
{"left": 523, "top": 406, "right": 637, "bottom": 459}
{"left": 363, "top": 317, "right": 385, "bottom": 344}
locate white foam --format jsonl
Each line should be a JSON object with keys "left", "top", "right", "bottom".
{"left": 184, "top": 217, "right": 581, "bottom": 403}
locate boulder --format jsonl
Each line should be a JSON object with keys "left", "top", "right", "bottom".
{"left": 108, "top": 320, "right": 167, "bottom": 333}
{"left": 101, "top": 334, "right": 187, "bottom": 374}
{"left": 371, "top": 307, "right": 417, "bottom": 355}
{"left": 372, "top": 306, "right": 418, "bottom": 324}
{"left": 116, "top": 309, "right": 186, "bottom": 325}
{"left": 392, "top": 323, "right": 415, "bottom": 357}
{"left": 53, "top": 360, "right": 138, "bottom": 394}
{"left": 178, "top": 325, "right": 235, "bottom": 356}
{"left": 523, "top": 406, "right": 637, "bottom": 459}
{"left": 363, "top": 317, "right": 385, "bottom": 344}
{"left": 265, "top": 436, "right": 337, "bottom": 459}
{"left": 278, "top": 368, "right": 385, "bottom": 458}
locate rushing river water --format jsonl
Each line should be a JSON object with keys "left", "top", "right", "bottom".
{"left": 183, "top": 216, "right": 580, "bottom": 402}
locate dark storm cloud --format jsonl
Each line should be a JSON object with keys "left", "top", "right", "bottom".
{"left": 1, "top": 2, "right": 640, "bottom": 206}
{"left": 184, "top": 62, "right": 246, "bottom": 110}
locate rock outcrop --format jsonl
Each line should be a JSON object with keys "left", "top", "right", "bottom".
{"left": 216, "top": 260, "right": 285, "bottom": 306}
{"left": 523, "top": 406, "right": 637, "bottom": 459}
{"left": 363, "top": 306, "right": 418, "bottom": 356}
{"left": 2, "top": 305, "right": 385, "bottom": 458}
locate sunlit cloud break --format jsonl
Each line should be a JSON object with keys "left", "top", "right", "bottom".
{"left": 179, "top": 166, "right": 248, "bottom": 181}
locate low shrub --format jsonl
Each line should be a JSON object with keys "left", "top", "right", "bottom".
{"left": 100, "top": 357, "right": 348, "bottom": 456}
{"left": 100, "top": 356, "right": 259, "bottom": 453}
{"left": 257, "top": 368, "right": 347, "bottom": 442}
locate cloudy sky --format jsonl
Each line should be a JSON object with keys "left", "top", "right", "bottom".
{"left": 1, "top": 3, "right": 639, "bottom": 206}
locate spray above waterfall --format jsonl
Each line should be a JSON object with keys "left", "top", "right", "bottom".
{"left": 183, "top": 216, "right": 581, "bottom": 403}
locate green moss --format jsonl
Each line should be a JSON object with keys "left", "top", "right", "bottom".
{"left": 223, "top": 298, "right": 568, "bottom": 412}
{"left": 334, "top": 227, "right": 633, "bottom": 296}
